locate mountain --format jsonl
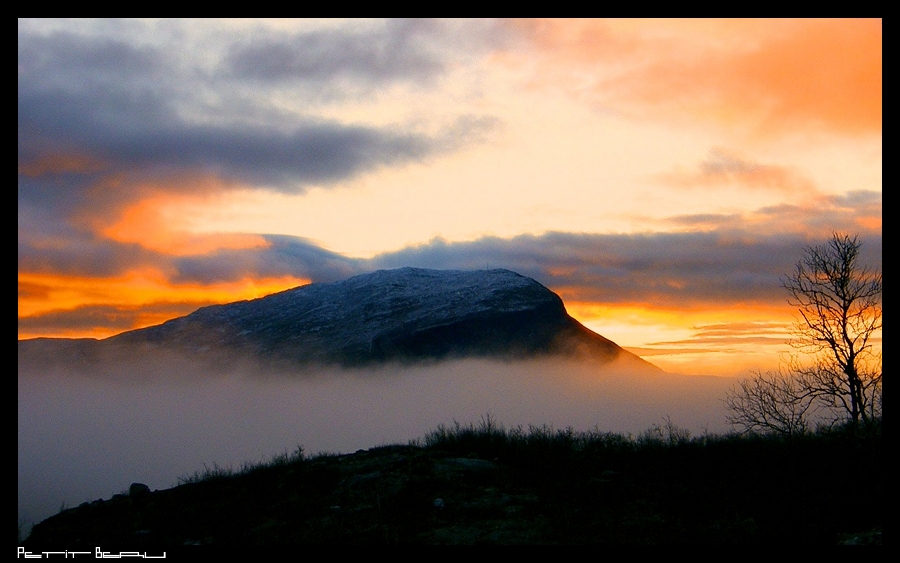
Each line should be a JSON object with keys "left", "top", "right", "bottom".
{"left": 19, "top": 268, "right": 660, "bottom": 373}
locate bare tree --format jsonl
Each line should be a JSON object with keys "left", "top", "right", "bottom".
{"left": 724, "top": 366, "right": 814, "bottom": 438}
{"left": 726, "top": 233, "right": 882, "bottom": 435}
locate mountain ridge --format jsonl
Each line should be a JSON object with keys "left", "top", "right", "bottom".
{"left": 19, "top": 267, "right": 660, "bottom": 374}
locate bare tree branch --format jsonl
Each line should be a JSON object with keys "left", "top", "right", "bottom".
{"left": 726, "top": 233, "right": 882, "bottom": 436}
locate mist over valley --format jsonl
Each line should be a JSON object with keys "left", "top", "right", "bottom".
{"left": 18, "top": 353, "right": 733, "bottom": 532}
{"left": 19, "top": 268, "right": 733, "bottom": 531}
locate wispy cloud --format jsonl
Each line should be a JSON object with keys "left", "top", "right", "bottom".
{"left": 512, "top": 18, "right": 882, "bottom": 138}
{"left": 658, "top": 148, "right": 818, "bottom": 197}
{"left": 661, "top": 189, "right": 882, "bottom": 238}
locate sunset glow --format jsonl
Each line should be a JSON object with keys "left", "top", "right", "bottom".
{"left": 18, "top": 18, "right": 881, "bottom": 376}
{"left": 18, "top": 271, "right": 311, "bottom": 340}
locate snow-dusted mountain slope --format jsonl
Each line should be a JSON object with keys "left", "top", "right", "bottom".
{"left": 22, "top": 268, "right": 660, "bottom": 372}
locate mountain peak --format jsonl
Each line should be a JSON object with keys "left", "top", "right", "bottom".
{"left": 33, "top": 268, "right": 660, "bottom": 372}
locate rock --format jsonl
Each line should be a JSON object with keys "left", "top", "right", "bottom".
{"left": 129, "top": 483, "right": 151, "bottom": 498}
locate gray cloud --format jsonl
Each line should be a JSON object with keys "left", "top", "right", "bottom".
{"left": 145, "top": 212, "right": 875, "bottom": 312}
{"left": 829, "top": 190, "right": 883, "bottom": 209}
{"left": 664, "top": 190, "right": 882, "bottom": 243}
{"left": 225, "top": 19, "right": 446, "bottom": 87}
{"left": 172, "top": 235, "right": 362, "bottom": 285}
{"left": 17, "top": 232, "right": 361, "bottom": 299}
{"left": 18, "top": 21, "right": 502, "bottom": 208}
{"left": 18, "top": 77, "right": 491, "bottom": 192}
{"left": 367, "top": 230, "right": 882, "bottom": 308}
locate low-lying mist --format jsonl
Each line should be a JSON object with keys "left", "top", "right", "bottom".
{"left": 18, "top": 354, "right": 734, "bottom": 531}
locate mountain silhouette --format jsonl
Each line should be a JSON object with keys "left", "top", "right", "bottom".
{"left": 19, "top": 268, "right": 660, "bottom": 373}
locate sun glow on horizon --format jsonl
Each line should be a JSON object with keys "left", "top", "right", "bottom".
{"left": 18, "top": 272, "right": 311, "bottom": 340}
{"left": 567, "top": 301, "right": 796, "bottom": 377}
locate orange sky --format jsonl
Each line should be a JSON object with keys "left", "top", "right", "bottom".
{"left": 18, "top": 18, "right": 881, "bottom": 376}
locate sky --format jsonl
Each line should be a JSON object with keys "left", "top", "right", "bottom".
{"left": 18, "top": 18, "right": 882, "bottom": 377}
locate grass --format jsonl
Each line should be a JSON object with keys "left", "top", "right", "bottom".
{"left": 22, "top": 414, "right": 882, "bottom": 545}
{"left": 176, "top": 444, "right": 309, "bottom": 485}
{"left": 413, "top": 413, "right": 883, "bottom": 544}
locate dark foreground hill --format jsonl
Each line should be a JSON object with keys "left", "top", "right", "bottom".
{"left": 22, "top": 420, "right": 882, "bottom": 546}
{"left": 19, "top": 268, "right": 660, "bottom": 373}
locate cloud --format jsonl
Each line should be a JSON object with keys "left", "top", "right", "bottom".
{"left": 19, "top": 83, "right": 488, "bottom": 192}
{"left": 368, "top": 226, "right": 881, "bottom": 309}
{"left": 375, "top": 232, "right": 791, "bottom": 306}
{"left": 17, "top": 233, "right": 356, "bottom": 301}
{"left": 649, "top": 336, "right": 788, "bottom": 348}
{"left": 623, "top": 322, "right": 796, "bottom": 356}
{"left": 18, "top": 224, "right": 882, "bottom": 340}
{"left": 749, "top": 192, "right": 883, "bottom": 239}
{"left": 171, "top": 235, "right": 361, "bottom": 285}
{"left": 223, "top": 19, "right": 514, "bottom": 92}
{"left": 690, "top": 322, "right": 790, "bottom": 338}
{"left": 17, "top": 20, "right": 503, "bottom": 307}
{"left": 658, "top": 148, "right": 818, "bottom": 197}
{"left": 17, "top": 302, "right": 203, "bottom": 336}
{"left": 18, "top": 21, "right": 502, "bottom": 209}
{"left": 17, "top": 233, "right": 363, "bottom": 338}
{"left": 17, "top": 229, "right": 160, "bottom": 279}
{"left": 664, "top": 213, "right": 744, "bottom": 229}
{"left": 224, "top": 19, "right": 447, "bottom": 87}
{"left": 512, "top": 18, "right": 882, "bottom": 138}
{"left": 623, "top": 346, "right": 724, "bottom": 358}
{"left": 661, "top": 189, "right": 882, "bottom": 239}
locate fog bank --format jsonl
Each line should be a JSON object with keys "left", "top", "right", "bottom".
{"left": 19, "top": 356, "right": 733, "bottom": 532}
